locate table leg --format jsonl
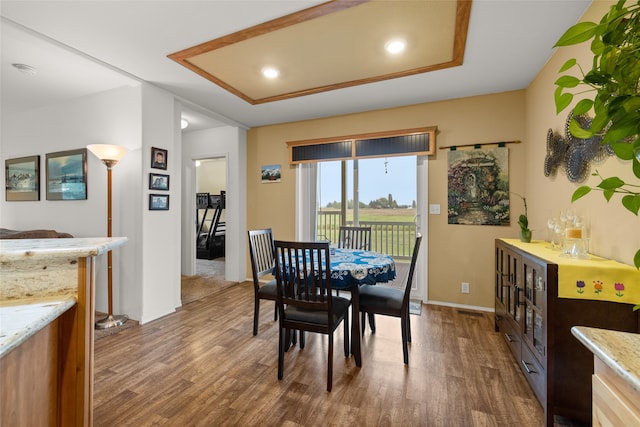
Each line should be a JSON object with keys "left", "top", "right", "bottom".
{"left": 351, "top": 285, "right": 362, "bottom": 367}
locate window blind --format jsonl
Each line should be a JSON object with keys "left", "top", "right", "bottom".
{"left": 287, "top": 127, "right": 436, "bottom": 164}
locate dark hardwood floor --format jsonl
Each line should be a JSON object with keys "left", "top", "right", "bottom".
{"left": 94, "top": 280, "right": 585, "bottom": 426}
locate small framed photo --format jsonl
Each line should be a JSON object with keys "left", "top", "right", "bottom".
{"left": 151, "top": 147, "right": 167, "bottom": 170}
{"left": 46, "top": 148, "right": 87, "bottom": 200}
{"left": 5, "top": 155, "right": 40, "bottom": 201}
{"left": 149, "top": 173, "right": 169, "bottom": 191}
{"left": 149, "top": 193, "right": 169, "bottom": 210}
{"left": 261, "top": 164, "right": 281, "bottom": 183}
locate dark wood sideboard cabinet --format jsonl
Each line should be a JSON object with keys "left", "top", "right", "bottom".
{"left": 494, "top": 239, "right": 639, "bottom": 426}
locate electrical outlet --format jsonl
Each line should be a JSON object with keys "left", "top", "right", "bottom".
{"left": 461, "top": 282, "right": 470, "bottom": 294}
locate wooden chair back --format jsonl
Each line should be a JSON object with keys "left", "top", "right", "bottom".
{"left": 248, "top": 228, "right": 275, "bottom": 288}
{"left": 401, "top": 233, "right": 423, "bottom": 311}
{"left": 337, "top": 226, "right": 372, "bottom": 250}
{"left": 273, "top": 240, "right": 335, "bottom": 332}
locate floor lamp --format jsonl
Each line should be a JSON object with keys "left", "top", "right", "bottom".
{"left": 87, "top": 144, "right": 128, "bottom": 329}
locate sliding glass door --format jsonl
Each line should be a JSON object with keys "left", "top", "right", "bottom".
{"left": 317, "top": 156, "right": 427, "bottom": 300}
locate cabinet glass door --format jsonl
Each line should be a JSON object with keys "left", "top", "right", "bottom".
{"left": 495, "top": 246, "right": 508, "bottom": 306}
{"left": 508, "top": 253, "right": 521, "bottom": 324}
{"left": 523, "top": 260, "right": 545, "bottom": 358}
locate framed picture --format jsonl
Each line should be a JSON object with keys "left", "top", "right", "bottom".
{"left": 261, "top": 164, "right": 281, "bottom": 183}
{"left": 5, "top": 155, "right": 40, "bottom": 201}
{"left": 149, "top": 193, "right": 169, "bottom": 210}
{"left": 46, "top": 148, "right": 87, "bottom": 200}
{"left": 151, "top": 147, "right": 167, "bottom": 170}
{"left": 149, "top": 173, "right": 170, "bottom": 190}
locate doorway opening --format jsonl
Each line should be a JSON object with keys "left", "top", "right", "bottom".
{"left": 195, "top": 157, "right": 226, "bottom": 278}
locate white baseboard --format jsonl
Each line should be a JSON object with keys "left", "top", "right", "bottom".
{"left": 425, "top": 300, "right": 494, "bottom": 313}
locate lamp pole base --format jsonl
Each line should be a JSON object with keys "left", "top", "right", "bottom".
{"left": 95, "top": 314, "right": 128, "bottom": 329}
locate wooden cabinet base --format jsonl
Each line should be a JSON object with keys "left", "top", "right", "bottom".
{"left": 494, "top": 239, "right": 639, "bottom": 426}
{"left": 592, "top": 358, "right": 640, "bottom": 427}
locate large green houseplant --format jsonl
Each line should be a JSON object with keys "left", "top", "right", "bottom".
{"left": 554, "top": 0, "right": 640, "bottom": 267}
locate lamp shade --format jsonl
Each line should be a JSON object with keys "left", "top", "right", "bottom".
{"left": 87, "top": 144, "right": 127, "bottom": 162}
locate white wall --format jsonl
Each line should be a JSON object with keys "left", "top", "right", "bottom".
{"left": 136, "top": 85, "right": 183, "bottom": 323}
{"left": 1, "top": 83, "right": 188, "bottom": 325}
{"left": 0, "top": 85, "right": 141, "bottom": 318}
{"left": 181, "top": 125, "right": 246, "bottom": 281}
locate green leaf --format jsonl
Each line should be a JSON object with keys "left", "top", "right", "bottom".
{"left": 569, "top": 119, "right": 594, "bottom": 139}
{"left": 634, "top": 249, "right": 640, "bottom": 270}
{"left": 610, "top": 142, "right": 635, "bottom": 160}
{"left": 584, "top": 71, "right": 610, "bottom": 85}
{"left": 554, "top": 87, "right": 573, "bottom": 114}
{"left": 571, "top": 186, "right": 591, "bottom": 201}
{"left": 554, "top": 22, "right": 599, "bottom": 47}
{"left": 623, "top": 96, "right": 640, "bottom": 113}
{"left": 518, "top": 214, "right": 528, "bottom": 227}
{"left": 572, "top": 99, "right": 594, "bottom": 116}
{"left": 558, "top": 58, "right": 577, "bottom": 72}
{"left": 633, "top": 158, "right": 640, "bottom": 180}
{"left": 603, "top": 189, "right": 615, "bottom": 202}
{"left": 598, "top": 176, "right": 625, "bottom": 190}
{"left": 621, "top": 194, "right": 640, "bottom": 215}
{"left": 554, "top": 75, "right": 581, "bottom": 88}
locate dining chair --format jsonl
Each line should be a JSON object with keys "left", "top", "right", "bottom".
{"left": 248, "top": 228, "right": 278, "bottom": 336}
{"left": 337, "top": 225, "right": 372, "bottom": 250}
{"left": 358, "top": 233, "right": 422, "bottom": 364}
{"left": 273, "top": 240, "right": 351, "bottom": 392}
{"left": 335, "top": 225, "right": 372, "bottom": 297}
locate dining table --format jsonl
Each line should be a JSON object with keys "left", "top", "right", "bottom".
{"left": 274, "top": 246, "right": 397, "bottom": 366}
{"left": 327, "top": 247, "right": 397, "bottom": 366}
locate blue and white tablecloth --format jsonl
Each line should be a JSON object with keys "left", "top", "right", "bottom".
{"left": 274, "top": 247, "right": 396, "bottom": 290}
{"left": 330, "top": 248, "right": 396, "bottom": 289}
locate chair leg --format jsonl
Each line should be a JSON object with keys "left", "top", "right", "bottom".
{"left": 300, "top": 331, "right": 305, "bottom": 349}
{"left": 401, "top": 314, "right": 409, "bottom": 364}
{"left": 407, "top": 310, "right": 412, "bottom": 343}
{"left": 343, "top": 315, "right": 350, "bottom": 357}
{"left": 284, "top": 328, "right": 292, "bottom": 352}
{"left": 278, "top": 326, "right": 285, "bottom": 380}
{"left": 253, "top": 297, "right": 260, "bottom": 336}
{"left": 327, "top": 334, "right": 334, "bottom": 392}
{"left": 360, "top": 311, "right": 366, "bottom": 336}
{"left": 273, "top": 301, "right": 278, "bottom": 321}
{"left": 368, "top": 313, "right": 376, "bottom": 333}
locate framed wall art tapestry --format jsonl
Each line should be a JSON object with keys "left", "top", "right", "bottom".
{"left": 447, "top": 147, "right": 509, "bottom": 226}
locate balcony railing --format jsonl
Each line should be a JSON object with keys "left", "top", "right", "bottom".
{"left": 317, "top": 211, "right": 417, "bottom": 260}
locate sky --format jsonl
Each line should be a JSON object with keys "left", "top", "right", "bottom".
{"left": 318, "top": 156, "right": 417, "bottom": 207}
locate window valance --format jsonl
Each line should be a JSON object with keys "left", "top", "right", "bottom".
{"left": 286, "top": 126, "right": 437, "bottom": 165}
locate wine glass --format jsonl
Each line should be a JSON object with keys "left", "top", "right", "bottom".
{"left": 554, "top": 221, "right": 565, "bottom": 251}
{"left": 566, "top": 208, "right": 576, "bottom": 226}
{"left": 547, "top": 216, "right": 557, "bottom": 248}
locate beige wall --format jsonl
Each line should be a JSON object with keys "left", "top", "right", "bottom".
{"left": 247, "top": 1, "right": 639, "bottom": 310}
{"left": 525, "top": 0, "right": 638, "bottom": 266}
{"left": 247, "top": 91, "right": 526, "bottom": 310}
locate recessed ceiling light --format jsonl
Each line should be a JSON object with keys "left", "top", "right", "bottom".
{"left": 261, "top": 67, "right": 280, "bottom": 79}
{"left": 385, "top": 39, "right": 406, "bottom": 55}
{"left": 12, "top": 63, "right": 37, "bottom": 76}
{"left": 181, "top": 119, "right": 189, "bottom": 129}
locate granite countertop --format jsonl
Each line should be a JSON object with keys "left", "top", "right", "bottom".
{"left": 571, "top": 326, "right": 640, "bottom": 393}
{"left": 0, "top": 298, "right": 76, "bottom": 358}
{"left": 0, "top": 237, "right": 127, "bottom": 261}
{"left": 0, "top": 237, "right": 128, "bottom": 357}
